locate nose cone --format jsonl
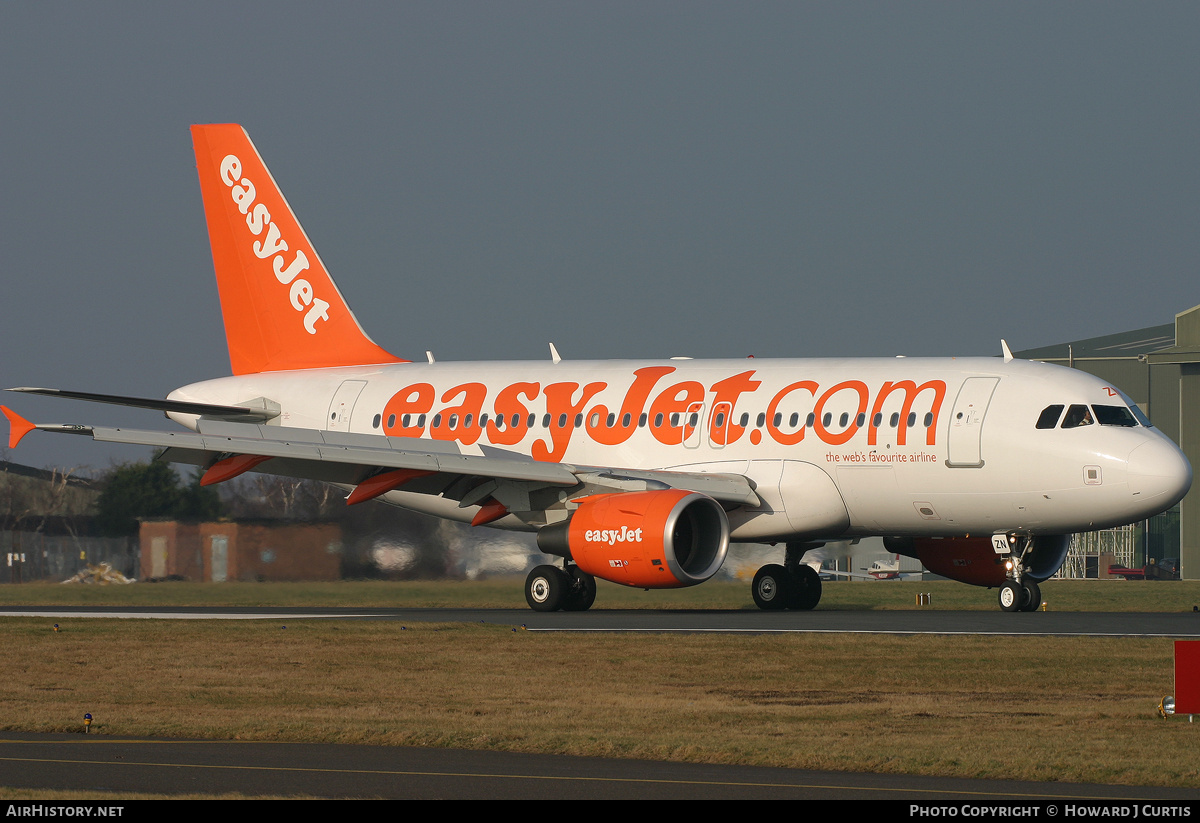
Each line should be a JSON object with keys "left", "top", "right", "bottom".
{"left": 1127, "top": 437, "right": 1192, "bottom": 511}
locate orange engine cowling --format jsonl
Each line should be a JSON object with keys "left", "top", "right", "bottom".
{"left": 885, "top": 534, "right": 1070, "bottom": 587}
{"left": 536, "top": 490, "right": 729, "bottom": 588}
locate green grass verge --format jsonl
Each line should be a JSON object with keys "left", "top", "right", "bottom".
{"left": 0, "top": 577, "right": 1198, "bottom": 611}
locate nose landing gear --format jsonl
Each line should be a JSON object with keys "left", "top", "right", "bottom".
{"left": 994, "top": 533, "right": 1043, "bottom": 612}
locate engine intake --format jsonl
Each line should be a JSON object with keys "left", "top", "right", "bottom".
{"left": 537, "top": 489, "right": 729, "bottom": 588}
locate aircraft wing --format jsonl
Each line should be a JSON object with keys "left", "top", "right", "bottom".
{"left": 2, "top": 410, "right": 761, "bottom": 524}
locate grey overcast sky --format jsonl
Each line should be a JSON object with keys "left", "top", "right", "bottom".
{"left": 2, "top": 2, "right": 1198, "bottom": 471}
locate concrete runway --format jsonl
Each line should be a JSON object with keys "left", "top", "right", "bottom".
{"left": 2, "top": 606, "right": 1198, "bottom": 799}
{"left": 2, "top": 605, "right": 1199, "bottom": 637}
{"left": 1, "top": 732, "right": 1197, "bottom": 800}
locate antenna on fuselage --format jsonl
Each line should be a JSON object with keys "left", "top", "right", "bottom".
{"left": 1001, "top": 339, "right": 1014, "bottom": 363}
{"left": 549, "top": 343, "right": 562, "bottom": 365}
{"left": 426, "top": 351, "right": 435, "bottom": 364}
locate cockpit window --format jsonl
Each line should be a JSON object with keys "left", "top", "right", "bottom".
{"left": 1093, "top": 405, "right": 1138, "bottom": 427}
{"left": 1109, "top": 387, "right": 1152, "bottom": 427}
{"left": 1061, "top": 404, "right": 1093, "bottom": 429}
{"left": 1036, "top": 405, "right": 1064, "bottom": 429}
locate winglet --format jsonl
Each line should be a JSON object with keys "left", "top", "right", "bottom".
{"left": 1, "top": 406, "right": 37, "bottom": 449}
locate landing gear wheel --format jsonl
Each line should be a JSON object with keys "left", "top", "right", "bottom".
{"left": 752, "top": 564, "right": 791, "bottom": 611}
{"left": 526, "top": 565, "right": 568, "bottom": 612}
{"left": 562, "top": 566, "right": 597, "bottom": 612}
{"left": 786, "top": 565, "right": 822, "bottom": 611}
{"left": 998, "top": 580, "right": 1025, "bottom": 612}
{"left": 1020, "top": 580, "right": 1042, "bottom": 612}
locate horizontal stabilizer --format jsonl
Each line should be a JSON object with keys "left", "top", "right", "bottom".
{"left": 7, "top": 387, "right": 280, "bottom": 422}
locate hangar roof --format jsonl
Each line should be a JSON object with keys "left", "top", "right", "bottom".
{"left": 1016, "top": 323, "right": 1176, "bottom": 361}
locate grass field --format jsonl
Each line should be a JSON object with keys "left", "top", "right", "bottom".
{"left": 2, "top": 577, "right": 1199, "bottom": 791}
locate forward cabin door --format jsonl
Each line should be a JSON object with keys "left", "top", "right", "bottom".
{"left": 946, "top": 377, "right": 999, "bottom": 468}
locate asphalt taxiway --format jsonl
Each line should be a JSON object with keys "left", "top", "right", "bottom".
{"left": 2, "top": 606, "right": 1198, "bottom": 637}
{"left": 1, "top": 732, "right": 1197, "bottom": 800}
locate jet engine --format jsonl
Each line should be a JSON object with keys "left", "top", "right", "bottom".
{"left": 537, "top": 489, "right": 729, "bottom": 588}
{"left": 884, "top": 534, "right": 1070, "bottom": 587}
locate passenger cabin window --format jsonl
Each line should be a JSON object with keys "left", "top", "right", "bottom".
{"left": 1036, "top": 405, "right": 1063, "bottom": 429}
{"left": 1094, "top": 405, "right": 1138, "bottom": 427}
{"left": 1061, "top": 404, "right": 1093, "bottom": 429}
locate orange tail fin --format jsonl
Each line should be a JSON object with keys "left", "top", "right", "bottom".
{"left": 191, "top": 124, "right": 404, "bottom": 375}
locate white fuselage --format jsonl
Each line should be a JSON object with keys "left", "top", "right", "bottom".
{"left": 168, "top": 355, "right": 1191, "bottom": 542}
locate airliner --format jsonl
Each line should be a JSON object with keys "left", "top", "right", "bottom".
{"left": 3, "top": 124, "right": 1190, "bottom": 613}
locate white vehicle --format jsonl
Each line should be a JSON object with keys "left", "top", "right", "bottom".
{"left": 4, "top": 124, "right": 1190, "bottom": 613}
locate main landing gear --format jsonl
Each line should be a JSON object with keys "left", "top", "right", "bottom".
{"left": 752, "top": 543, "right": 822, "bottom": 611}
{"left": 994, "top": 533, "right": 1042, "bottom": 612}
{"left": 525, "top": 563, "right": 597, "bottom": 612}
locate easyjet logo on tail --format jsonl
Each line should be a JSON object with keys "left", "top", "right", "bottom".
{"left": 218, "top": 154, "right": 331, "bottom": 335}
